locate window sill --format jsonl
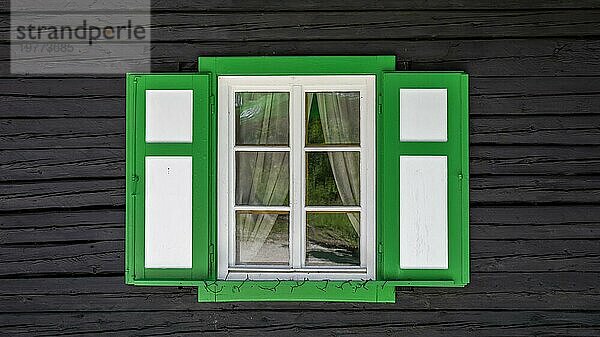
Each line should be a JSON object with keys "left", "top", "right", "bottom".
{"left": 196, "top": 280, "right": 465, "bottom": 302}
{"left": 221, "top": 265, "right": 372, "bottom": 281}
{"left": 199, "top": 280, "right": 395, "bottom": 303}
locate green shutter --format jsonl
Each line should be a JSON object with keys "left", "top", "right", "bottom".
{"left": 378, "top": 72, "right": 469, "bottom": 286}
{"left": 125, "top": 74, "right": 211, "bottom": 285}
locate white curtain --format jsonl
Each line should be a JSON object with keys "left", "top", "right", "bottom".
{"left": 307, "top": 93, "right": 361, "bottom": 234}
{"left": 236, "top": 93, "right": 289, "bottom": 262}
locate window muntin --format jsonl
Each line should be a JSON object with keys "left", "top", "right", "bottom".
{"left": 218, "top": 76, "right": 375, "bottom": 280}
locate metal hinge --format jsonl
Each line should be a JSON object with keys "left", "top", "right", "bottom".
{"left": 131, "top": 174, "right": 140, "bottom": 195}
{"left": 209, "top": 95, "right": 215, "bottom": 115}
{"left": 208, "top": 243, "right": 215, "bottom": 270}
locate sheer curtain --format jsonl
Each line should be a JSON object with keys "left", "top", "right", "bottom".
{"left": 236, "top": 93, "right": 289, "bottom": 262}
{"left": 307, "top": 93, "right": 361, "bottom": 234}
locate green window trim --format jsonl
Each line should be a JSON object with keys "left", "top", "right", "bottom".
{"left": 125, "top": 56, "right": 469, "bottom": 303}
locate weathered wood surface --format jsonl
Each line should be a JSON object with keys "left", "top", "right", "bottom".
{"left": 1, "top": 1, "right": 599, "bottom": 336}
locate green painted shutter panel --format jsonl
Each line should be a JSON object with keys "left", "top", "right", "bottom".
{"left": 378, "top": 72, "right": 469, "bottom": 286}
{"left": 126, "top": 74, "right": 211, "bottom": 284}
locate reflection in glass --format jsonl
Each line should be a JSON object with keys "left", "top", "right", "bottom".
{"left": 306, "top": 152, "right": 360, "bottom": 206}
{"left": 236, "top": 212, "right": 289, "bottom": 265}
{"left": 306, "top": 92, "right": 360, "bottom": 146}
{"left": 236, "top": 152, "right": 289, "bottom": 206}
{"left": 236, "top": 92, "right": 289, "bottom": 145}
{"left": 306, "top": 212, "right": 360, "bottom": 266}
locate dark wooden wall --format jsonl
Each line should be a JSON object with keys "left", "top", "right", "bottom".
{"left": 1, "top": 1, "right": 600, "bottom": 335}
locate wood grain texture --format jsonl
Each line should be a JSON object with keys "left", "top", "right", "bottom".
{"left": 0, "top": 272, "right": 597, "bottom": 311}
{"left": 3, "top": 0, "right": 600, "bottom": 12}
{"left": 4, "top": 39, "right": 600, "bottom": 76}
{"left": 2, "top": 115, "right": 599, "bottom": 151}
{"left": 1, "top": 1, "right": 599, "bottom": 336}
{"left": 3, "top": 145, "right": 600, "bottom": 182}
{"left": 1, "top": 310, "right": 599, "bottom": 336}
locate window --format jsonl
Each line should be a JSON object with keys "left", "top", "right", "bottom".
{"left": 217, "top": 76, "right": 376, "bottom": 280}
{"left": 125, "top": 56, "right": 469, "bottom": 302}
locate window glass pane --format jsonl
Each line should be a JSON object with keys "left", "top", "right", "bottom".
{"left": 236, "top": 152, "right": 289, "bottom": 206}
{"left": 236, "top": 212, "right": 289, "bottom": 265}
{"left": 306, "top": 92, "right": 360, "bottom": 146}
{"left": 306, "top": 212, "right": 360, "bottom": 266}
{"left": 306, "top": 152, "right": 360, "bottom": 206}
{"left": 236, "top": 92, "right": 289, "bottom": 145}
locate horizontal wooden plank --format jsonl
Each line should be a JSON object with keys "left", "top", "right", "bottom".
{"left": 0, "top": 179, "right": 124, "bottom": 212}
{"left": 0, "top": 77, "right": 124, "bottom": 98}
{"left": 396, "top": 272, "right": 600, "bottom": 310}
{"left": 0, "top": 118, "right": 125, "bottom": 150}
{"left": 0, "top": 148, "right": 125, "bottom": 181}
{"left": 470, "top": 206, "right": 600, "bottom": 239}
{"left": 472, "top": 239, "right": 600, "bottom": 272}
{"left": 3, "top": 115, "right": 599, "bottom": 150}
{"left": 0, "top": 272, "right": 597, "bottom": 312}
{"left": 158, "top": 39, "right": 600, "bottom": 76}
{"left": 3, "top": 39, "right": 600, "bottom": 77}
{"left": 471, "top": 175, "right": 600, "bottom": 204}
{"left": 2, "top": 205, "right": 599, "bottom": 247}
{"left": 0, "top": 240, "right": 123, "bottom": 277}
{"left": 471, "top": 145, "right": 600, "bottom": 175}
{"left": 142, "top": 11, "right": 600, "bottom": 41}
{"left": 0, "top": 209, "right": 124, "bottom": 244}
{"left": 3, "top": 145, "right": 600, "bottom": 182}
{"left": 3, "top": 0, "right": 600, "bottom": 12}
{"left": 1, "top": 310, "right": 598, "bottom": 336}
{"left": 2, "top": 75, "right": 599, "bottom": 118}
{"left": 471, "top": 77, "right": 600, "bottom": 115}
{"left": 0, "top": 174, "right": 598, "bottom": 213}
{"left": 5, "top": 74, "right": 597, "bottom": 99}
{"left": 0, "top": 96, "right": 122, "bottom": 118}
{"left": 1, "top": 237, "right": 597, "bottom": 277}
{"left": 157, "top": 0, "right": 600, "bottom": 11}
{"left": 471, "top": 115, "right": 600, "bottom": 145}
{"left": 4, "top": 11, "right": 600, "bottom": 45}
{"left": 149, "top": 0, "right": 600, "bottom": 11}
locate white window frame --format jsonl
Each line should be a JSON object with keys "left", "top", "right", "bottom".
{"left": 217, "top": 75, "right": 376, "bottom": 281}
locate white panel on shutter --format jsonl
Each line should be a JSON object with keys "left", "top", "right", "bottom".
{"left": 145, "top": 156, "right": 192, "bottom": 268}
{"left": 145, "top": 90, "right": 193, "bottom": 143}
{"left": 399, "top": 155, "right": 448, "bottom": 269}
{"left": 399, "top": 89, "right": 447, "bottom": 142}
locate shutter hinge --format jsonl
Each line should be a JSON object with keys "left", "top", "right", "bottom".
{"left": 131, "top": 174, "right": 140, "bottom": 195}
{"left": 458, "top": 173, "right": 463, "bottom": 180}
{"left": 377, "top": 101, "right": 382, "bottom": 115}
{"left": 208, "top": 243, "right": 215, "bottom": 269}
{"left": 209, "top": 95, "right": 215, "bottom": 115}
{"left": 378, "top": 242, "right": 384, "bottom": 254}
